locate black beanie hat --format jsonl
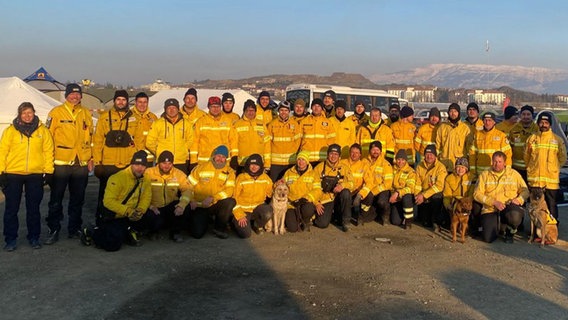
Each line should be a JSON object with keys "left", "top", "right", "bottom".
{"left": 158, "top": 150, "right": 174, "bottom": 163}
{"left": 400, "top": 106, "right": 414, "bottom": 118}
{"left": 335, "top": 100, "right": 346, "bottom": 110}
{"left": 184, "top": 88, "right": 197, "bottom": 99}
{"left": 466, "top": 102, "right": 480, "bottom": 112}
{"left": 389, "top": 103, "right": 400, "bottom": 111}
{"left": 327, "top": 144, "right": 341, "bottom": 154}
{"left": 520, "top": 105, "right": 534, "bottom": 115}
{"left": 65, "top": 83, "right": 82, "bottom": 98}
{"left": 130, "top": 150, "right": 148, "bottom": 166}
{"left": 504, "top": 106, "right": 518, "bottom": 120}
{"left": 311, "top": 98, "right": 324, "bottom": 108}
{"left": 448, "top": 103, "right": 461, "bottom": 113}
{"left": 483, "top": 112, "right": 496, "bottom": 120}
{"left": 244, "top": 153, "right": 264, "bottom": 177}
{"left": 323, "top": 90, "right": 336, "bottom": 101}
{"left": 424, "top": 144, "right": 437, "bottom": 156}
{"left": 258, "top": 91, "right": 270, "bottom": 99}
{"left": 429, "top": 107, "right": 441, "bottom": 118}
{"left": 243, "top": 99, "right": 256, "bottom": 111}
{"left": 164, "top": 98, "right": 180, "bottom": 109}
{"left": 369, "top": 140, "right": 382, "bottom": 152}
{"left": 222, "top": 92, "right": 234, "bottom": 104}
{"left": 113, "top": 90, "right": 129, "bottom": 101}
{"left": 537, "top": 112, "right": 553, "bottom": 124}
{"left": 395, "top": 149, "right": 407, "bottom": 160}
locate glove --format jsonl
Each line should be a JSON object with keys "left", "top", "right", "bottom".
{"left": 94, "top": 165, "right": 105, "bottom": 179}
{"left": 0, "top": 173, "right": 7, "bottom": 190}
{"left": 229, "top": 156, "right": 239, "bottom": 171}
{"left": 43, "top": 173, "right": 53, "bottom": 187}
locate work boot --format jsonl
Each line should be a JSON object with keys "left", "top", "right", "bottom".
{"left": 44, "top": 230, "right": 59, "bottom": 245}
{"left": 504, "top": 229, "right": 514, "bottom": 244}
{"left": 80, "top": 226, "right": 93, "bottom": 246}
{"left": 127, "top": 228, "right": 142, "bottom": 247}
{"left": 404, "top": 218, "right": 413, "bottom": 230}
{"left": 213, "top": 229, "right": 229, "bottom": 239}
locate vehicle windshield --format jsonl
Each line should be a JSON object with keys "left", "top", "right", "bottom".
{"left": 286, "top": 90, "right": 310, "bottom": 106}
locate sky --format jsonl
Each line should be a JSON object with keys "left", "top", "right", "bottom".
{"left": 1, "top": 0, "right": 567, "bottom": 86}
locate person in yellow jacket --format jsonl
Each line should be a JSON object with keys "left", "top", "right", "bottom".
{"left": 282, "top": 151, "right": 318, "bottom": 232}
{"left": 391, "top": 106, "right": 417, "bottom": 166}
{"left": 190, "top": 96, "right": 238, "bottom": 169}
{"left": 130, "top": 92, "right": 158, "bottom": 164}
{"left": 347, "top": 100, "right": 370, "bottom": 133}
{"left": 322, "top": 90, "right": 336, "bottom": 118}
{"left": 83, "top": 151, "right": 152, "bottom": 251}
{"left": 232, "top": 154, "right": 273, "bottom": 238}
{"left": 292, "top": 98, "right": 309, "bottom": 124}
{"left": 144, "top": 151, "right": 191, "bottom": 242}
{"left": 267, "top": 101, "right": 302, "bottom": 181}
{"left": 234, "top": 99, "right": 271, "bottom": 173}
{"left": 435, "top": 103, "right": 471, "bottom": 172}
{"left": 45, "top": 83, "right": 94, "bottom": 245}
{"left": 415, "top": 145, "right": 448, "bottom": 230}
{"left": 495, "top": 106, "right": 518, "bottom": 134}
{"left": 146, "top": 98, "right": 193, "bottom": 174}
{"left": 414, "top": 107, "right": 441, "bottom": 157}
{"left": 221, "top": 92, "right": 240, "bottom": 124}
{"left": 357, "top": 107, "right": 395, "bottom": 162}
{"left": 187, "top": 145, "right": 236, "bottom": 239}
{"left": 179, "top": 87, "right": 206, "bottom": 126}
{"left": 468, "top": 112, "right": 512, "bottom": 175}
{"left": 311, "top": 144, "right": 354, "bottom": 232}
{"left": 464, "top": 102, "right": 484, "bottom": 152}
{"left": 385, "top": 103, "right": 400, "bottom": 127}
{"left": 359, "top": 141, "right": 393, "bottom": 226}
{"left": 256, "top": 91, "right": 273, "bottom": 126}
{"left": 443, "top": 157, "right": 480, "bottom": 236}
{"left": 0, "top": 102, "right": 54, "bottom": 251}
{"left": 473, "top": 151, "right": 528, "bottom": 243}
{"left": 339, "top": 144, "right": 368, "bottom": 225}
{"left": 525, "top": 112, "right": 568, "bottom": 221}
{"left": 330, "top": 100, "right": 357, "bottom": 159}
{"left": 389, "top": 149, "right": 421, "bottom": 229}
{"left": 300, "top": 98, "right": 337, "bottom": 166}
{"left": 508, "top": 105, "right": 538, "bottom": 181}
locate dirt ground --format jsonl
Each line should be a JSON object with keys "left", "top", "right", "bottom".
{"left": 1, "top": 177, "right": 568, "bottom": 320}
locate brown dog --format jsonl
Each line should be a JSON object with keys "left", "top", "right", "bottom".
{"left": 450, "top": 197, "right": 473, "bottom": 243}
{"left": 265, "top": 180, "right": 289, "bottom": 235}
{"left": 527, "top": 188, "right": 558, "bottom": 247}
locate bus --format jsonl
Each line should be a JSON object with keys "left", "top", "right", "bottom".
{"left": 285, "top": 83, "right": 402, "bottom": 114}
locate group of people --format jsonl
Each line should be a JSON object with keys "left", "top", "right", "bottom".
{"left": 1, "top": 84, "right": 565, "bottom": 252}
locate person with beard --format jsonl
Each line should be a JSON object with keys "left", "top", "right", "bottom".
{"left": 187, "top": 145, "right": 237, "bottom": 239}
{"left": 414, "top": 145, "right": 447, "bottom": 230}
{"left": 359, "top": 141, "right": 393, "bottom": 226}
{"left": 464, "top": 102, "right": 484, "bottom": 152}
{"left": 190, "top": 96, "right": 238, "bottom": 169}
{"left": 179, "top": 88, "right": 206, "bottom": 126}
{"left": 146, "top": 98, "right": 193, "bottom": 174}
{"left": 340, "top": 144, "right": 369, "bottom": 225}
{"left": 221, "top": 92, "right": 240, "bottom": 124}
{"left": 347, "top": 100, "right": 370, "bottom": 133}
{"left": 385, "top": 103, "right": 400, "bottom": 127}
{"left": 232, "top": 154, "right": 273, "bottom": 238}
{"left": 508, "top": 105, "right": 538, "bottom": 182}
{"left": 300, "top": 98, "right": 337, "bottom": 166}
{"left": 143, "top": 151, "right": 192, "bottom": 242}
{"left": 130, "top": 92, "right": 158, "bottom": 165}
{"left": 234, "top": 99, "right": 271, "bottom": 174}
{"left": 256, "top": 91, "right": 273, "bottom": 126}
{"left": 473, "top": 151, "right": 528, "bottom": 243}
{"left": 93, "top": 90, "right": 138, "bottom": 219}
{"left": 414, "top": 107, "right": 441, "bottom": 157}
{"left": 356, "top": 107, "right": 395, "bottom": 162}
{"left": 468, "top": 112, "right": 512, "bottom": 175}
{"left": 322, "top": 90, "right": 336, "bottom": 118}
{"left": 330, "top": 100, "right": 356, "bottom": 159}
{"left": 0, "top": 102, "right": 54, "bottom": 251}
{"left": 495, "top": 105, "right": 518, "bottom": 134}
{"left": 45, "top": 84, "right": 94, "bottom": 245}
{"left": 390, "top": 149, "right": 420, "bottom": 229}
{"left": 312, "top": 144, "right": 354, "bottom": 232}
{"left": 525, "top": 112, "right": 567, "bottom": 221}
{"left": 391, "top": 106, "right": 417, "bottom": 167}
{"left": 282, "top": 151, "right": 318, "bottom": 232}
{"left": 435, "top": 103, "right": 470, "bottom": 172}
{"left": 267, "top": 99, "right": 301, "bottom": 181}
{"left": 292, "top": 98, "right": 309, "bottom": 124}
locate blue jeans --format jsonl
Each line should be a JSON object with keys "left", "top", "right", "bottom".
{"left": 3, "top": 173, "right": 44, "bottom": 243}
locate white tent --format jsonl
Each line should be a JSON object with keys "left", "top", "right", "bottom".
{"left": 148, "top": 88, "right": 257, "bottom": 116}
{"left": 0, "top": 77, "right": 60, "bottom": 134}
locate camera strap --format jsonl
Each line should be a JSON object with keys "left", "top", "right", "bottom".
{"left": 108, "top": 110, "right": 130, "bottom": 132}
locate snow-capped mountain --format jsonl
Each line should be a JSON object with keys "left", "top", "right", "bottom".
{"left": 369, "top": 64, "right": 568, "bottom": 94}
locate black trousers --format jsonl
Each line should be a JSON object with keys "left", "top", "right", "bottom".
{"left": 545, "top": 188, "right": 560, "bottom": 221}
{"left": 232, "top": 204, "right": 272, "bottom": 239}
{"left": 284, "top": 201, "right": 316, "bottom": 232}
{"left": 313, "top": 189, "right": 352, "bottom": 228}
{"left": 480, "top": 204, "right": 524, "bottom": 243}
{"left": 46, "top": 164, "right": 89, "bottom": 234}
{"left": 139, "top": 201, "right": 187, "bottom": 235}
{"left": 92, "top": 217, "right": 130, "bottom": 252}
{"left": 95, "top": 165, "right": 121, "bottom": 219}
{"left": 189, "top": 198, "right": 236, "bottom": 239}
{"left": 390, "top": 194, "right": 415, "bottom": 226}
{"left": 269, "top": 164, "right": 292, "bottom": 182}
{"left": 3, "top": 173, "right": 43, "bottom": 243}
{"left": 417, "top": 193, "right": 444, "bottom": 227}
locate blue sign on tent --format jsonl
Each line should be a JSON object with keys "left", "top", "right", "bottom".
{"left": 24, "top": 67, "right": 58, "bottom": 82}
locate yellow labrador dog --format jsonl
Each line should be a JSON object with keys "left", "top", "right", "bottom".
{"left": 265, "top": 180, "right": 289, "bottom": 235}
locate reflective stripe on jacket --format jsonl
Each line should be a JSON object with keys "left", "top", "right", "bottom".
{"left": 47, "top": 102, "right": 93, "bottom": 165}
{"left": 525, "top": 130, "right": 567, "bottom": 189}
{"left": 0, "top": 123, "right": 54, "bottom": 174}
{"left": 473, "top": 167, "right": 528, "bottom": 214}
{"left": 145, "top": 166, "right": 191, "bottom": 209}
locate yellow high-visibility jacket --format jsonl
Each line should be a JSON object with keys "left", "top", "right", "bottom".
{"left": 356, "top": 120, "right": 395, "bottom": 161}
{"left": 129, "top": 107, "right": 158, "bottom": 162}
{"left": 330, "top": 116, "right": 357, "bottom": 159}
{"left": 495, "top": 120, "right": 517, "bottom": 135}
{"left": 93, "top": 108, "right": 137, "bottom": 168}
{"left": 234, "top": 117, "right": 271, "bottom": 167}
{"left": 311, "top": 160, "right": 354, "bottom": 205}
{"left": 292, "top": 114, "right": 308, "bottom": 124}
{"left": 187, "top": 161, "right": 235, "bottom": 207}
{"left": 145, "top": 166, "right": 191, "bottom": 209}
{"left": 233, "top": 172, "right": 273, "bottom": 220}
{"left": 468, "top": 128, "right": 512, "bottom": 174}
{"left": 435, "top": 120, "right": 470, "bottom": 172}
{"left": 443, "top": 171, "right": 475, "bottom": 210}
{"left": 0, "top": 121, "right": 54, "bottom": 175}
{"left": 146, "top": 115, "right": 193, "bottom": 165}
{"left": 46, "top": 101, "right": 93, "bottom": 166}
{"left": 509, "top": 122, "right": 539, "bottom": 171}
{"left": 267, "top": 117, "right": 302, "bottom": 166}
{"left": 103, "top": 167, "right": 152, "bottom": 219}
{"left": 300, "top": 114, "right": 337, "bottom": 162}
{"left": 525, "top": 130, "right": 567, "bottom": 189}
{"left": 340, "top": 158, "right": 368, "bottom": 193}
{"left": 415, "top": 159, "right": 447, "bottom": 199}
{"left": 283, "top": 164, "right": 319, "bottom": 206}
{"left": 256, "top": 105, "right": 273, "bottom": 126}
{"left": 191, "top": 113, "right": 238, "bottom": 164}
{"left": 347, "top": 113, "right": 370, "bottom": 133}
{"left": 360, "top": 156, "right": 393, "bottom": 199}
{"left": 223, "top": 112, "right": 240, "bottom": 124}
{"left": 180, "top": 105, "right": 206, "bottom": 126}
{"left": 414, "top": 122, "right": 438, "bottom": 156}
{"left": 464, "top": 117, "right": 484, "bottom": 152}
{"left": 391, "top": 120, "right": 417, "bottom": 165}
{"left": 392, "top": 163, "right": 421, "bottom": 197}
{"left": 473, "top": 167, "right": 528, "bottom": 214}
